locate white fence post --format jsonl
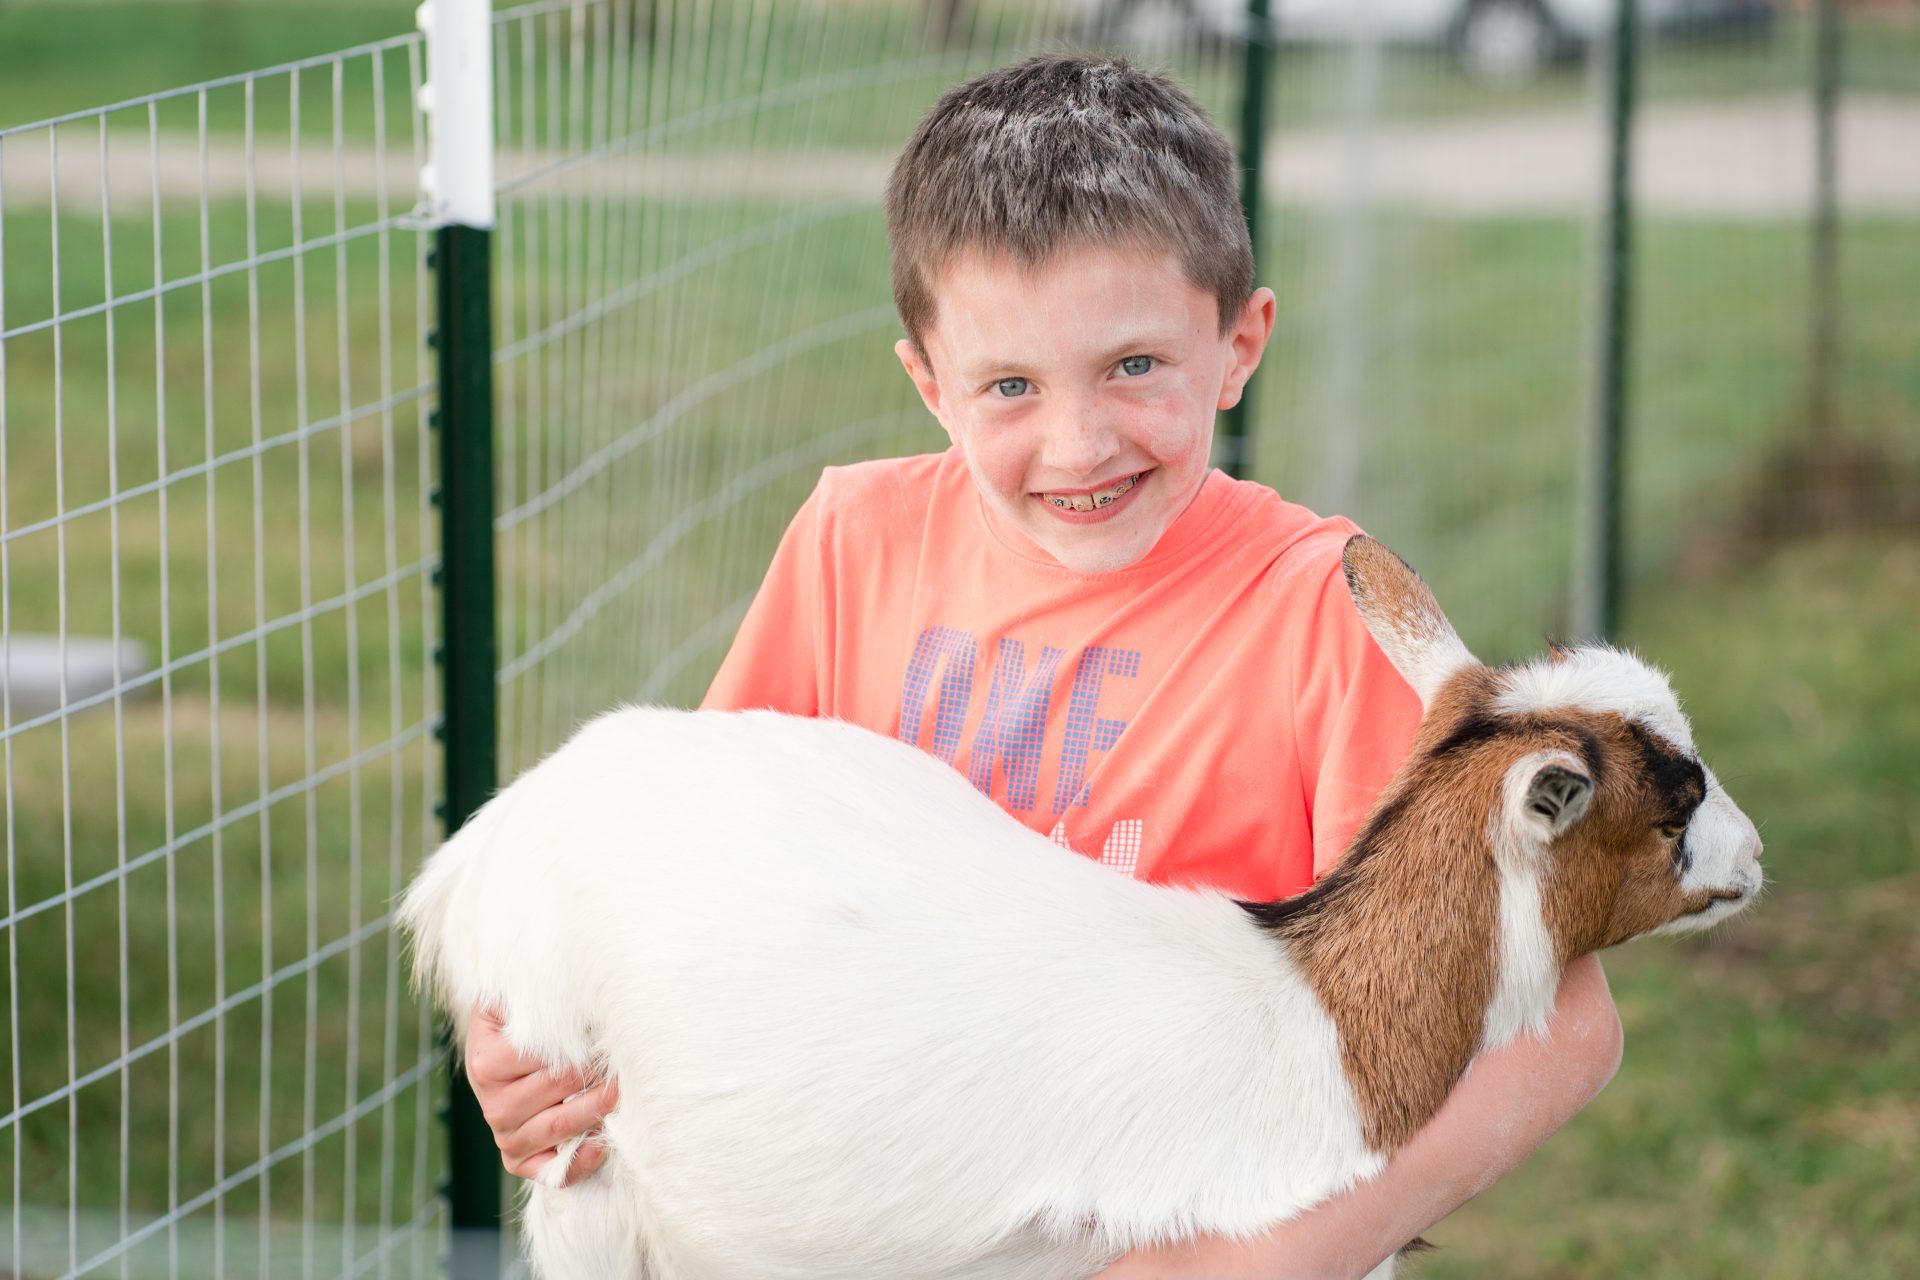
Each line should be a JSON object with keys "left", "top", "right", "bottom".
{"left": 417, "top": 0, "right": 495, "bottom": 230}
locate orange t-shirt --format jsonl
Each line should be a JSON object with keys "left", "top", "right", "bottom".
{"left": 702, "top": 449, "right": 1422, "bottom": 902}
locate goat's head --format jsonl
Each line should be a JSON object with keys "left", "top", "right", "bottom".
{"left": 1342, "top": 536, "right": 1762, "bottom": 958}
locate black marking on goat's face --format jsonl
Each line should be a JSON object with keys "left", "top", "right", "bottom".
{"left": 1627, "top": 721, "right": 1708, "bottom": 831}
{"left": 1428, "top": 708, "right": 1605, "bottom": 792}
{"left": 1428, "top": 711, "right": 1508, "bottom": 760}
{"left": 1672, "top": 830, "right": 1694, "bottom": 875}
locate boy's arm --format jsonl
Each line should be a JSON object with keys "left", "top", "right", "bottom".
{"left": 1092, "top": 953, "right": 1623, "bottom": 1279}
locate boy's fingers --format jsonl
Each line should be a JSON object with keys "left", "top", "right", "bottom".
{"left": 509, "top": 1129, "right": 610, "bottom": 1185}
{"left": 506, "top": 1148, "right": 555, "bottom": 1182}
{"left": 479, "top": 1065, "right": 594, "bottom": 1146}
{"left": 498, "top": 1077, "right": 620, "bottom": 1164}
{"left": 465, "top": 1015, "right": 573, "bottom": 1089}
{"left": 559, "top": 1136, "right": 611, "bottom": 1187}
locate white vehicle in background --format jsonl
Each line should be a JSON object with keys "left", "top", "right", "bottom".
{"left": 1076, "top": 0, "right": 1777, "bottom": 83}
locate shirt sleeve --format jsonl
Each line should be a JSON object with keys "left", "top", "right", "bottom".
{"left": 1289, "top": 536, "right": 1426, "bottom": 879}
{"left": 700, "top": 480, "right": 831, "bottom": 715}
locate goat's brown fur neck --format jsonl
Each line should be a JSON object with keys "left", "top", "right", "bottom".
{"left": 1245, "top": 788, "right": 1501, "bottom": 1152}
{"left": 1241, "top": 672, "right": 1511, "bottom": 1153}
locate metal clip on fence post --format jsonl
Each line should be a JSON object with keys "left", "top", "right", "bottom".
{"left": 418, "top": 0, "right": 502, "bottom": 1274}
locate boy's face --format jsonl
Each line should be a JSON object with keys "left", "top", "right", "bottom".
{"left": 897, "top": 243, "right": 1274, "bottom": 574}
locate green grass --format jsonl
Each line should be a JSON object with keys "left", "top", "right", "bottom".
{"left": 0, "top": 2, "right": 410, "bottom": 137}
{"left": 1417, "top": 534, "right": 1920, "bottom": 1278}
{"left": 0, "top": 191, "right": 446, "bottom": 1239}
{"left": 1253, "top": 211, "right": 1920, "bottom": 660}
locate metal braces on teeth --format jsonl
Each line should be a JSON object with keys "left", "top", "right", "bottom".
{"left": 1047, "top": 474, "right": 1136, "bottom": 511}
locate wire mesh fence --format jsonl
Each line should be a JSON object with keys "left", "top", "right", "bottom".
{"left": 0, "top": 0, "right": 1913, "bottom": 1275}
{"left": 0, "top": 26, "right": 444, "bottom": 1280}
{"left": 1622, "top": 3, "right": 1920, "bottom": 599}
{"left": 488, "top": 0, "right": 1048, "bottom": 756}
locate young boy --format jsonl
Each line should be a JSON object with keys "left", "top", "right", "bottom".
{"left": 464, "top": 54, "right": 1622, "bottom": 1277}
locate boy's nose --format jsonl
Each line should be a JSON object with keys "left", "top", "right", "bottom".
{"left": 1037, "top": 402, "right": 1119, "bottom": 477}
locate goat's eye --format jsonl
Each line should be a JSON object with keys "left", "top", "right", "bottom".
{"left": 1658, "top": 822, "right": 1687, "bottom": 839}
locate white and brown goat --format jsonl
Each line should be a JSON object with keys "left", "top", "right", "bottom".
{"left": 400, "top": 535, "right": 1762, "bottom": 1280}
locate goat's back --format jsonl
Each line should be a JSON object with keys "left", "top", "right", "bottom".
{"left": 401, "top": 707, "right": 1382, "bottom": 1278}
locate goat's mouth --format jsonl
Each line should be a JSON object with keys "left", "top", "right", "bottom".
{"left": 1686, "top": 887, "right": 1751, "bottom": 916}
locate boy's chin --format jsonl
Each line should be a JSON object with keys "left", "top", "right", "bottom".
{"left": 1027, "top": 522, "right": 1163, "bottom": 574}
{"left": 979, "top": 495, "right": 1168, "bottom": 573}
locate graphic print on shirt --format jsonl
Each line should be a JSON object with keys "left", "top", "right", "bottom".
{"left": 898, "top": 626, "right": 1144, "bottom": 873}
{"left": 1052, "top": 646, "right": 1141, "bottom": 815}
{"left": 896, "top": 626, "right": 977, "bottom": 764}
{"left": 1049, "top": 816, "right": 1145, "bottom": 876}
{"left": 967, "top": 638, "right": 1068, "bottom": 812}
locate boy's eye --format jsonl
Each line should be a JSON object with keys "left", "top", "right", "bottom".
{"left": 994, "top": 377, "right": 1031, "bottom": 398}
{"left": 1119, "top": 355, "right": 1154, "bottom": 377}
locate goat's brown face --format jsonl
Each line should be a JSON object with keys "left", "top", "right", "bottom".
{"left": 1517, "top": 699, "right": 1763, "bottom": 956}
{"left": 1340, "top": 534, "right": 1763, "bottom": 960}
{"left": 1487, "top": 647, "right": 1763, "bottom": 952}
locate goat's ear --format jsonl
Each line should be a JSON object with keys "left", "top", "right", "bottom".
{"left": 1499, "top": 751, "right": 1596, "bottom": 857}
{"left": 1341, "top": 535, "right": 1477, "bottom": 709}
{"left": 1523, "top": 762, "right": 1593, "bottom": 836}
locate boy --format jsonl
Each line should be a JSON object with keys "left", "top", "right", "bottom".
{"left": 464, "top": 54, "right": 1622, "bottom": 1277}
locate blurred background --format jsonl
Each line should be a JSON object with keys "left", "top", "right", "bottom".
{"left": 0, "top": 0, "right": 1912, "bottom": 1275}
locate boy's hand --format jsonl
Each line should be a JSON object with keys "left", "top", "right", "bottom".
{"left": 464, "top": 1004, "right": 619, "bottom": 1184}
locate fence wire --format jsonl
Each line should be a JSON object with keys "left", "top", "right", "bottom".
{"left": 489, "top": 0, "right": 1057, "bottom": 767}
{"left": 0, "top": 29, "right": 444, "bottom": 1280}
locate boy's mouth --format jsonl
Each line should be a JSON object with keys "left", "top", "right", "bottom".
{"left": 1035, "top": 471, "right": 1145, "bottom": 512}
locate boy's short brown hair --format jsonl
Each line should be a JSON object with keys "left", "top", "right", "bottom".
{"left": 885, "top": 53, "right": 1253, "bottom": 357}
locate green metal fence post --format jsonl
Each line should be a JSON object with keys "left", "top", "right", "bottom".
{"left": 1808, "top": 0, "right": 1842, "bottom": 440}
{"left": 434, "top": 221, "right": 501, "bottom": 1276}
{"left": 1223, "top": 0, "right": 1274, "bottom": 481}
{"left": 421, "top": 0, "right": 501, "bottom": 1273}
{"left": 1581, "top": 0, "right": 1639, "bottom": 641}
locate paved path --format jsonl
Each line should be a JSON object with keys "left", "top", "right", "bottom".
{"left": 1266, "top": 93, "right": 1920, "bottom": 218}
{"left": 2, "top": 94, "right": 1915, "bottom": 218}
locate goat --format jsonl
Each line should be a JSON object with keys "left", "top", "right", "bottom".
{"left": 400, "top": 535, "right": 1763, "bottom": 1280}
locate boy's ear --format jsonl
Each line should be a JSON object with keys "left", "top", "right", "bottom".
{"left": 1341, "top": 534, "right": 1478, "bottom": 710}
{"left": 1217, "top": 286, "right": 1276, "bottom": 412}
{"left": 896, "top": 338, "right": 951, "bottom": 436}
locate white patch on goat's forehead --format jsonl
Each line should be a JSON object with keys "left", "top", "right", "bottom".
{"left": 1493, "top": 647, "right": 1696, "bottom": 755}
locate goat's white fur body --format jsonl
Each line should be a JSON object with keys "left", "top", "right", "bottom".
{"left": 404, "top": 707, "right": 1389, "bottom": 1280}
